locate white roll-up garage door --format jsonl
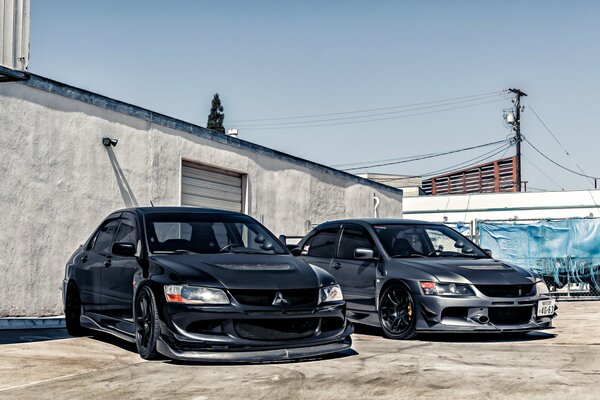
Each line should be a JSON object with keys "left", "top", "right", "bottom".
{"left": 181, "top": 161, "right": 243, "bottom": 212}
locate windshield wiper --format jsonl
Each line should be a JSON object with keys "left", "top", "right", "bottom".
{"left": 391, "top": 254, "right": 428, "bottom": 259}
{"left": 228, "top": 248, "right": 272, "bottom": 254}
{"left": 152, "top": 249, "right": 198, "bottom": 255}
{"left": 446, "top": 253, "right": 485, "bottom": 258}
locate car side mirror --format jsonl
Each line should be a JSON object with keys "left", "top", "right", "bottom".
{"left": 354, "top": 247, "right": 376, "bottom": 261}
{"left": 483, "top": 249, "right": 493, "bottom": 257}
{"left": 112, "top": 242, "right": 137, "bottom": 257}
{"left": 290, "top": 246, "right": 302, "bottom": 256}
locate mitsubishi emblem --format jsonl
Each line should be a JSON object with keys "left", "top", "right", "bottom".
{"left": 272, "top": 291, "right": 290, "bottom": 306}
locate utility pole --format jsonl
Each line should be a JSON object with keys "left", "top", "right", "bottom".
{"left": 508, "top": 88, "right": 527, "bottom": 192}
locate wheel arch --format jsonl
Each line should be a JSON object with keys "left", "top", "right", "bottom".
{"left": 134, "top": 279, "right": 166, "bottom": 321}
{"left": 377, "top": 278, "right": 413, "bottom": 311}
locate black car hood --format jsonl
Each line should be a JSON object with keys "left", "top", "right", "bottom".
{"left": 151, "top": 254, "right": 322, "bottom": 289}
{"left": 388, "top": 257, "right": 535, "bottom": 285}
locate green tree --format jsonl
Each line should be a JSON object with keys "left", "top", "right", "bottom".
{"left": 206, "top": 93, "right": 225, "bottom": 133}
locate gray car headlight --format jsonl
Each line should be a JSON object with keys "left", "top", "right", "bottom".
{"left": 164, "top": 285, "right": 230, "bottom": 304}
{"left": 420, "top": 281, "right": 475, "bottom": 296}
{"left": 319, "top": 284, "right": 344, "bottom": 303}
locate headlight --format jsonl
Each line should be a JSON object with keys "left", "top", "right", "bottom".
{"left": 320, "top": 284, "right": 343, "bottom": 303}
{"left": 535, "top": 278, "right": 550, "bottom": 295}
{"left": 420, "top": 281, "right": 475, "bottom": 296}
{"left": 164, "top": 285, "right": 230, "bottom": 304}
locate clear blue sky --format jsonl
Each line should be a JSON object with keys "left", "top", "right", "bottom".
{"left": 30, "top": 1, "right": 600, "bottom": 191}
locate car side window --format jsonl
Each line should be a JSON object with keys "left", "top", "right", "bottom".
{"left": 338, "top": 227, "right": 374, "bottom": 260}
{"left": 114, "top": 215, "right": 138, "bottom": 244}
{"left": 305, "top": 228, "right": 339, "bottom": 258}
{"left": 93, "top": 220, "right": 120, "bottom": 255}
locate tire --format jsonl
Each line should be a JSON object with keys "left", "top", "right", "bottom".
{"left": 134, "top": 286, "right": 162, "bottom": 360}
{"left": 378, "top": 284, "right": 418, "bottom": 340}
{"left": 65, "top": 283, "right": 84, "bottom": 336}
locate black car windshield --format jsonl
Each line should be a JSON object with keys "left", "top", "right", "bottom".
{"left": 144, "top": 213, "right": 288, "bottom": 255}
{"left": 372, "top": 224, "right": 488, "bottom": 259}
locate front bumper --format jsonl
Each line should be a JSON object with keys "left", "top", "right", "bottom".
{"left": 414, "top": 293, "right": 556, "bottom": 333}
{"left": 157, "top": 328, "right": 353, "bottom": 362}
{"left": 157, "top": 301, "right": 353, "bottom": 361}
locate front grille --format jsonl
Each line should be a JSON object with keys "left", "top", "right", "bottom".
{"left": 441, "top": 307, "right": 469, "bottom": 320}
{"left": 186, "top": 320, "right": 225, "bottom": 335}
{"left": 320, "top": 317, "right": 344, "bottom": 333}
{"left": 234, "top": 318, "right": 319, "bottom": 340}
{"left": 229, "top": 288, "right": 318, "bottom": 307}
{"left": 488, "top": 307, "right": 532, "bottom": 325}
{"left": 280, "top": 289, "right": 319, "bottom": 306}
{"left": 229, "top": 290, "right": 274, "bottom": 306}
{"left": 476, "top": 284, "right": 534, "bottom": 297}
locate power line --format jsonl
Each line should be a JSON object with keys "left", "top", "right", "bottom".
{"left": 528, "top": 105, "right": 593, "bottom": 184}
{"left": 334, "top": 138, "right": 507, "bottom": 169}
{"left": 239, "top": 98, "right": 510, "bottom": 131}
{"left": 375, "top": 143, "right": 513, "bottom": 184}
{"left": 523, "top": 137, "right": 600, "bottom": 179}
{"left": 343, "top": 139, "right": 510, "bottom": 172}
{"left": 377, "top": 143, "right": 511, "bottom": 181}
{"left": 420, "top": 144, "right": 513, "bottom": 178}
{"left": 234, "top": 94, "right": 509, "bottom": 128}
{"left": 228, "top": 90, "right": 505, "bottom": 123}
{"left": 524, "top": 158, "right": 564, "bottom": 191}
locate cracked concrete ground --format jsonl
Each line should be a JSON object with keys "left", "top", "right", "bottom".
{"left": 0, "top": 301, "right": 598, "bottom": 400}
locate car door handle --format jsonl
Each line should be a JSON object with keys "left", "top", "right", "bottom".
{"left": 333, "top": 262, "right": 343, "bottom": 270}
{"left": 81, "top": 255, "right": 88, "bottom": 263}
{"left": 103, "top": 259, "right": 112, "bottom": 268}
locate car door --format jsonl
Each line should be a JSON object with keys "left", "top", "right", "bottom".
{"left": 331, "top": 224, "right": 378, "bottom": 311}
{"left": 77, "top": 218, "right": 120, "bottom": 313}
{"left": 299, "top": 226, "right": 340, "bottom": 276}
{"left": 101, "top": 212, "right": 140, "bottom": 321}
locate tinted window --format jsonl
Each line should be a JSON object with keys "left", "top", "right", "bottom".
{"left": 373, "top": 224, "right": 486, "bottom": 258}
{"left": 114, "top": 216, "right": 138, "bottom": 244}
{"left": 338, "top": 227, "right": 374, "bottom": 260}
{"left": 154, "top": 222, "right": 193, "bottom": 242}
{"left": 306, "top": 229, "right": 338, "bottom": 258}
{"left": 145, "top": 214, "right": 287, "bottom": 255}
{"left": 93, "top": 220, "right": 120, "bottom": 255}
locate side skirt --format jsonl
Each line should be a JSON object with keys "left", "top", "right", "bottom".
{"left": 347, "top": 309, "right": 380, "bottom": 327}
{"left": 80, "top": 314, "right": 136, "bottom": 343}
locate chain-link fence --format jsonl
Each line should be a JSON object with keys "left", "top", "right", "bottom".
{"left": 477, "top": 218, "right": 600, "bottom": 299}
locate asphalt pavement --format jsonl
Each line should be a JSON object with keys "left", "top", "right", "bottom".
{"left": 0, "top": 301, "right": 598, "bottom": 400}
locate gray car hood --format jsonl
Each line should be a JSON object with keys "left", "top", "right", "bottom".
{"left": 388, "top": 257, "right": 535, "bottom": 285}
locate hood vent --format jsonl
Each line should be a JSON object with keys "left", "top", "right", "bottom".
{"left": 458, "top": 264, "right": 511, "bottom": 271}
{"left": 216, "top": 264, "right": 292, "bottom": 271}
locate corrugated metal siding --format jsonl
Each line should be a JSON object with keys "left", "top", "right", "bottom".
{"left": 0, "top": 0, "right": 30, "bottom": 71}
{"left": 181, "top": 161, "right": 243, "bottom": 212}
{"left": 422, "top": 157, "right": 517, "bottom": 195}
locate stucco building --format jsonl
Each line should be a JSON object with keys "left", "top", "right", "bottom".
{"left": 0, "top": 69, "right": 402, "bottom": 316}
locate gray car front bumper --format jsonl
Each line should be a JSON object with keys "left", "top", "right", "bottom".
{"left": 414, "top": 293, "right": 556, "bottom": 333}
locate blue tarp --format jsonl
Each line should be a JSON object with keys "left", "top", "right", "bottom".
{"left": 478, "top": 219, "right": 600, "bottom": 289}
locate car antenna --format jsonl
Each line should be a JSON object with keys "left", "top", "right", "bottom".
{"left": 150, "top": 200, "right": 154, "bottom": 207}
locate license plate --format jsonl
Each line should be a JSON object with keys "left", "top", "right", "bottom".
{"left": 537, "top": 299, "right": 555, "bottom": 317}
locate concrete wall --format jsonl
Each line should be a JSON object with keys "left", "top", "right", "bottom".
{"left": 0, "top": 0, "right": 30, "bottom": 71}
{"left": 0, "top": 77, "right": 402, "bottom": 316}
{"left": 403, "top": 190, "right": 600, "bottom": 233}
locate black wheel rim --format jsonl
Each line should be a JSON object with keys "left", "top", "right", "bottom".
{"left": 65, "top": 286, "right": 80, "bottom": 322}
{"left": 136, "top": 290, "right": 153, "bottom": 350}
{"left": 380, "top": 288, "right": 414, "bottom": 335}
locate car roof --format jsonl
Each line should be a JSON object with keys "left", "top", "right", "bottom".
{"left": 113, "top": 206, "right": 244, "bottom": 216}
{"left": 315, "top": 218, "right": 442, "bottom": 228}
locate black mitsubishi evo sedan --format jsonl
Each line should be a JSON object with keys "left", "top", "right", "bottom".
{"left": 62, "top": 207, "right": 352, "bottom": 362}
